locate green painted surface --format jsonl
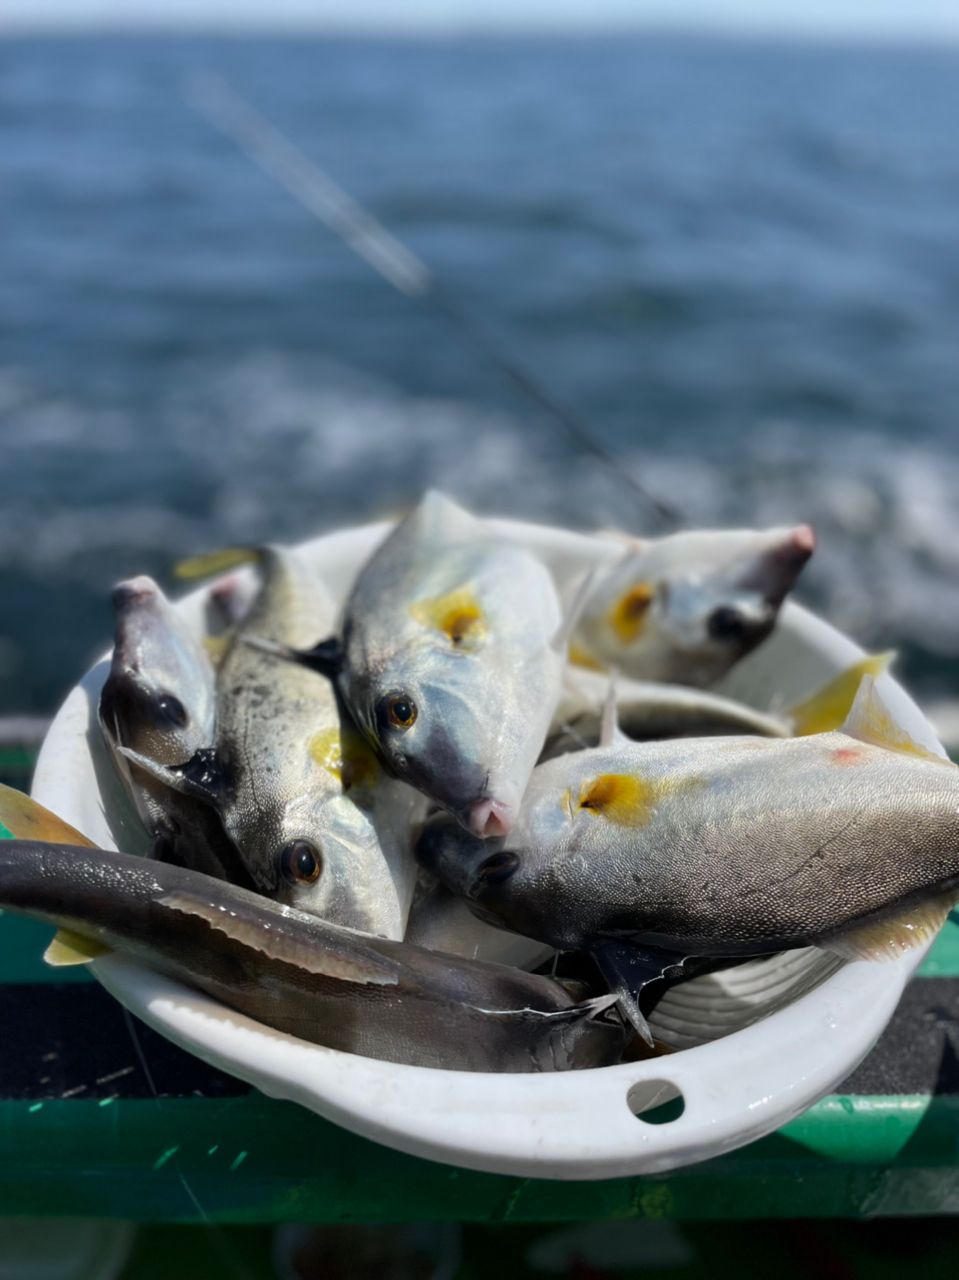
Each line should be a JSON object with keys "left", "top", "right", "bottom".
{"left": 0, "top": 1095, "right": 958, "bottom": 1223}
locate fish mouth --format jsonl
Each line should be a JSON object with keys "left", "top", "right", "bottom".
{"left": 464, "top": 797, "right": 514, "bottom": 839}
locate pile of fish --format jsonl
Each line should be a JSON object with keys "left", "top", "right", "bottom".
{"left": 2, "top": 491, "right": 958, "bottom": 1074}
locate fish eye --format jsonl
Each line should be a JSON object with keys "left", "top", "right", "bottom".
{"left": 707, "top": 606, "right": 748, "bottom": 642}
{"left": 152, "top": 693, "right": 188, "bottom": 729}
{"left": 277, "top": 839, "right": 323, "bottom": 886}
{"left": 382, "top": 692, "right": 417, "bottom": 731}
{"left": 474, "top": 851, "right": 519, "bottom": 886}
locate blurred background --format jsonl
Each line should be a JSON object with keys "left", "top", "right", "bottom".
{"left": 3, "top": 2, "right": 959, "bottom": 721}
{"left": 3, "top": 4, "right": 959, "bottom": 1276}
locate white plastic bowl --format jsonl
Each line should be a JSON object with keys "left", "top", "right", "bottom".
{"left": 30, "top": 518, "right": 943, "bottom": 1180}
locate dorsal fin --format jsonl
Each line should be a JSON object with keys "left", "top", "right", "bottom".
{"left": 820, "top": 889, "right": 956, "bottom": 962}
{"left": 841, "top": 676, "right": 950, "bottom": 764}
{"left": 552, "top": 569, "right": 598, "bottom": 655}
{"left": 599, "top": 672, "right": 628, "bottom": 748}
{"left": 787, "top": 652, "right": 895, "bottom": 736}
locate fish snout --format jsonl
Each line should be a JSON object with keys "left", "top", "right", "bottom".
{"left": 464, "top": 797, "right": 515, "bottom": 839}
{"left": 111, "top": 576, "right": 159, "bottom": 612}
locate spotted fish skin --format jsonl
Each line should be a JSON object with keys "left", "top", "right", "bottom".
{"left": 420, "top": 709, "right": 959, "bottom": 958}
{"left": 214, "top": 546, "right": 420, "bottom": 938}
{"left": 573, "top": 525, "right": 815, "bottom": 687}
{"left": 335, "top": 492, "right": 564, "bottom": 838}
{"left": 0, "top": 839, "right": 626, "bottom": 1073}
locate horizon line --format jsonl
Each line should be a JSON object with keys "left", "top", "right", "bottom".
{"left": 4, "top": 20, "right": 959, "bottom": 48}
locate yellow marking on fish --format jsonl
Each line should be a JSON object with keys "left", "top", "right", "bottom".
{"left": 0, "top": 784, "right": 95, "bottom": 846}
{"left": 574, "top": 771, "right": 702, "bottom": 828}
{"left": 569, "top": 643, "right": 605, "bottom": 672}
{"left": 174, "top": 547, "right": 259, "bottom": 581}
{"left": 43, "top": 930, "right": 108, "bottom": 967}
{"left": 410, "top": 587, "right": 487, "bottom": 649}
{"left": 606, "top": 582, "right": 654, "bottom": 646}
{"left": 788, "top": 652, "right": 895, "bottom": 736}
{"left": 202, "top": 634, "right": 232, "bottom": 665}
{"left": 308, "top": 727, "right": 379, "bottom": 792}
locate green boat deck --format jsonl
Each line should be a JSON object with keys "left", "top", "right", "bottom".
{"left": 1, "top": 745, "right": 958, "bottom": 1224}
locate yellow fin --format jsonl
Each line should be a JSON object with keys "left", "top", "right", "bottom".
{"left": 788, "top": 652, "right": 895, "bottom": 736}
{"left": 174, "top": 547, "right": 259, "bottom": 581}
{"left": 841, "top": 674, "right": 949, "bottom": 763}
{"left": 43, "top": 929, "right": 109, "bottom": 967}
{"left": 0, "top": 784, "right": 95, "bottom": 847}
{"left": 574, "top": 771, "right": 701, "bottom": 828}
{"left": 821, "top": 891, "right": 955, "bottom": 962}
{"left": 606, "top": 582, "right": 654, "bottom": 646}
{"left": 409, "top": 586, "right": 487, "bottom": 649}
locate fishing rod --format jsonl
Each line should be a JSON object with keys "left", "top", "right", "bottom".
{"left": 186, "top": 72, "right": 684, "bottom": 529}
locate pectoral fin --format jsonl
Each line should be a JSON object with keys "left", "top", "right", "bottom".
{"left": 117, "top": 745, "right": 230, "bottom": 807}
{"left": 244, "top": 633, "right": 344, "bottom": 681}
{"left": 590, "top": 939, "right": 692, "bottom": 1048}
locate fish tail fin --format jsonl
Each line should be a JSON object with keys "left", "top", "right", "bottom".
{"left": 787, "top": 651, "right": 896, "bottom": 736}
{"left": 819, "top": 889, "right": 956, "bottom": 962}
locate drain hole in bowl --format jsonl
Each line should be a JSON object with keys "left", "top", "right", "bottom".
{"left": 627, "top": 1079, "right": 685, "bottom": 1125}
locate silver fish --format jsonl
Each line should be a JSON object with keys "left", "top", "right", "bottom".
{"left": 0, "top": 837, "right": 626, "bottom": 1073}
{"left": 572, "top": 525, "right": 815, "bottom": 686}
{"left": 421, "top": 677, "right": 959, "bottom": 982}
{"left": 210, "top": 547, "right": 420, "bottom": 938}
{"left": 98, "top": 576, "right": 251, "bottom": 885}
{"left": 271, "top": 492, "right": 567, "bottom": 838}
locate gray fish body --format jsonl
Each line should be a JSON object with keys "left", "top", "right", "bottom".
{"left": 216, "top": 547, "right": 418, "bottom": 937}
{"left": 0, "top": 841, "right": 625, "bottom": 1073}
{"left": 98, "top": 577, "right": 245, "bottom": 883}
{"left": 545, "top": 669, "right": 789, "bottom": 760}
{"left": 421, "top": 732, "right": 959, "bottom": 957}
{"left": 338, "top": 492, "right": 564, "bottom": 838}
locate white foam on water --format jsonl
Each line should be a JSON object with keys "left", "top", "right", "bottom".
{"left": 3, "top": 354, "right": 959, "bottom": 678}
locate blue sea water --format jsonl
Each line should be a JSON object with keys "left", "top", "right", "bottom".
{"left": 2, "top": 32, "right": 959, "bottom": 713}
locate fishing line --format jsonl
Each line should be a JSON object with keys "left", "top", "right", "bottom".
{"left": 185, "top": 72, "right": 684, "bottom": 530}
{"left": 122, "top": 1006, "right": 258, "bottom": 1280}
